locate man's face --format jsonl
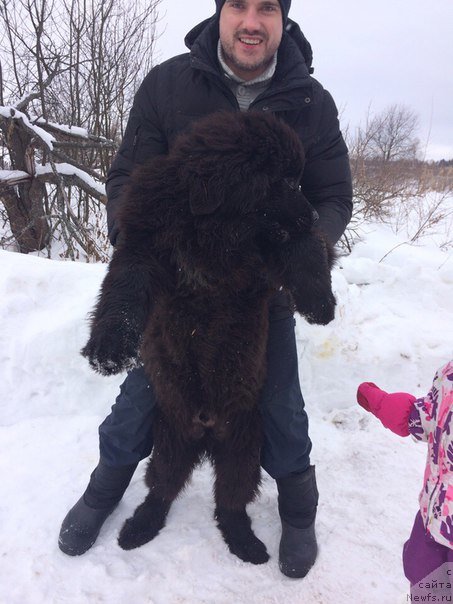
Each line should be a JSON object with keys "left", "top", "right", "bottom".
{"left": 219, "top": 0, "right": 283, "bottom": 81}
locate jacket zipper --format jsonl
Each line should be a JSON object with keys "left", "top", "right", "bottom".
{"left": 425, "top": 475, "right": 441, "bottom": 531}
{"left": 132, "top": 125, "right": 140, "bottom": 159}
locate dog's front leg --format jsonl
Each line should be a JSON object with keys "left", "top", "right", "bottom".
{"left": 81, "top": 248, "right": 152, "bottom": 375}
{"left": 81, "top": 237, "right": 173, "bottom": 375}
{"left": 275, "top": 233, "right": 336, "bottom": 325}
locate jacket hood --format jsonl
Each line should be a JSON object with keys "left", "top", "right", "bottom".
{"left": 184, "top": 16, "right": 314, "bottom": 74}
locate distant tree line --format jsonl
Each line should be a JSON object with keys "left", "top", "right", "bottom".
{"left": 436, "top": 159, "right": 453, "bottom": 168}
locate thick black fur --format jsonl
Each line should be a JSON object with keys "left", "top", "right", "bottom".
{"left": 82, "top": 111, "right": 336, "bottom": 565}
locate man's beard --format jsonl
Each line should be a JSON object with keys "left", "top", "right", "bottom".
{"left": 222, "top": 46, "right": 275, "bottom": 77}
{"left": 220, "top": 28, "right": 279, "bottom": 78}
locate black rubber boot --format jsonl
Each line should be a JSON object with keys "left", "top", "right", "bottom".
{"left": 276, "top": 465, "right": 319, "bottom": 579}
{"left": 58, "top": 461, "right": 137, "bottom": 556}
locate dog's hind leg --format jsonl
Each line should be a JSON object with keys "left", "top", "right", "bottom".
{"left": 214, "top": 506, "right": 269, "bottom": 565}
{"left": 118, "top": 413, "right": 202, "bottom": 550}
{"left": 117, "top": 492, "right": 170, "bottom": 550}
{"left": 211, "top": 412, "right": 269, "bottom": 565}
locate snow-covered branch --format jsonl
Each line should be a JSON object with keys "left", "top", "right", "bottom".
{"left": 0, "top": 106, "right": 55, "bottom": 150}
{"left": 0, "top": 102, "right": 111, "bottom": 255}
{"left": 0, "top": 169, "right": 31, "bottom": 187}
{"left": 0, "top": 164, "right": 106, "bottom": 202}
{"left": 37, "top": 163, "right": 106, "bottom": 201}
{"left": 35, "top": 119, "right": 116, "bottom": 147}
{"left": 0, "top": 104, "right": 112, "bottom": 197}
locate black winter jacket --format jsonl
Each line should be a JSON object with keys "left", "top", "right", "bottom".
{"left": 106, "top": 17, "right": 353, "bottom": 247}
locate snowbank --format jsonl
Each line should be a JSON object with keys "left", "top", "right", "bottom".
{"left": 0, "top": 218, "right": 452, "bottom": 603}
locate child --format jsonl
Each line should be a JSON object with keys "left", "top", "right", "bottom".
{"left": 357, "top": 361, "right": 453, "bottom": 595}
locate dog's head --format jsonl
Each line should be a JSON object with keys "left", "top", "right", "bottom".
{"left": 170, "top": 111, "right": 305, "bottom": 218}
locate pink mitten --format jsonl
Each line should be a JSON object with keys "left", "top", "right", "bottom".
{"left": 357, "top": 382, "right": 416, "bottom": 437}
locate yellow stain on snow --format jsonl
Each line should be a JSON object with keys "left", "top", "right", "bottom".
{"left": 316, "top": 336, "right": 339, "bottom": 359}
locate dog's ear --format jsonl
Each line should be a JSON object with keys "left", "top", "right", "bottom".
{"left": 188, "top": 176, "right": 224, "bottom": 216}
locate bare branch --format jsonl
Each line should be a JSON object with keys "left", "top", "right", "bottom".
{"left": 38, "top": 169, "right": 106, "bottom": 202}
{"left": 15, "top": 61, "right": 63, "bottom": 111}
{"left": 37, "top": 120, "right": 116, "bottom": 146}
{"left": 0, "top": 106, "right": 55, "bottom": 149}
{"left": 50, "top": 148, "right": 106, "bottom": 180}
{"left": 0, "top": 166, "right": 105, "bottom": 201}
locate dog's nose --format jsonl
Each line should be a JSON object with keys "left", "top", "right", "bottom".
{"left": 196, "top": 411, "right": 216, "bottom": 428}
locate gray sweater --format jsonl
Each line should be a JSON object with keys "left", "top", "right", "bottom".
{"left": 217, "top": 41, "right": 276, "bottom": 111}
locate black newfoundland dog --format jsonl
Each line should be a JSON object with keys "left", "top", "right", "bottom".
{"left": 82, "top": 111, "right": 335, "bottom": 565}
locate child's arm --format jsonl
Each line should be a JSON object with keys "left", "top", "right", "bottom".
{"left": 357, "top": 383, "right": 416, "bottom": 437}
{"left": 358, "top": 362, "right": 453, "bottom": 441}
{"left": 410, "top": 361, "right": 453, "bottom": 441}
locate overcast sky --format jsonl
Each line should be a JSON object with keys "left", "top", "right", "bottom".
{"left": 154, "top": 0, "right": 453, "bottom": 161}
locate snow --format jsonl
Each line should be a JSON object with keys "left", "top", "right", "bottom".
{"left": 36, "top": 162, "right": 106, "bottom": 196}
{"left": 0, "top": 105, "right": 55, "bottom": 150}
{"left": 1, "top": 213, "right": 452, "bottom": 603}
{"left": 0, "top": 169, "right": 29, "bottom": 184}
{"left": 0, "top": 165, "right": 105, "bottom": 195}
{"left": 34, "top": 119, "right": 99, "bottom": 140}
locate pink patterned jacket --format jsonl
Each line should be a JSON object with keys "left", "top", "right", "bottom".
{"left": 357, "top": 361, "right": 453, "bottom": 549}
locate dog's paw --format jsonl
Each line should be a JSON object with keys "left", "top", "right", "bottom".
{"left": 224, "top": 533, "right": 270, "bottom": 565}
{"left": 293, "top": 290, "right": 336, "bottom": 326}
{"left": 215, "top": 507, "right": 270, "bottom": 565}
{"left": 81, "top": 327, "right": 140, "bottom": 376}
{"left": 118, "top": 515, "right": 161, "bottom": 550}
{"left": 118, "top": 496, "right": 170, "bottom": 550}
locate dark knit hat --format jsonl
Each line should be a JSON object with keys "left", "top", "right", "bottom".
{"left": 215, "top": 0, "right": 291, "bottom": 24}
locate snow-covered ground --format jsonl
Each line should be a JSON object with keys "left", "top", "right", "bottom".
{"left": 1, "top": 210, "right": 452, "bottom": 603}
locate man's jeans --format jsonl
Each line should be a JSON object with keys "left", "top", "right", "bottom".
{"left": 99, "top": 314, "right": 311, "bottom": 479}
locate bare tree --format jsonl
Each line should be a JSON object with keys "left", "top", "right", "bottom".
{"left": 364, "top": 104, "right": 419, "bottom": 162}
{"left": 0, "top": 0, "right": 161, "bottom": 259}
{"left": 340, "top": 104, "right": 451, "bottom": 252}
{"left": 346, "top": 104, "right": 421, "bottom": 218}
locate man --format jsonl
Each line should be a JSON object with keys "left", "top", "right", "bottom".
{"left": 59, "top": 0, "right": 352, "bottom": 579}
